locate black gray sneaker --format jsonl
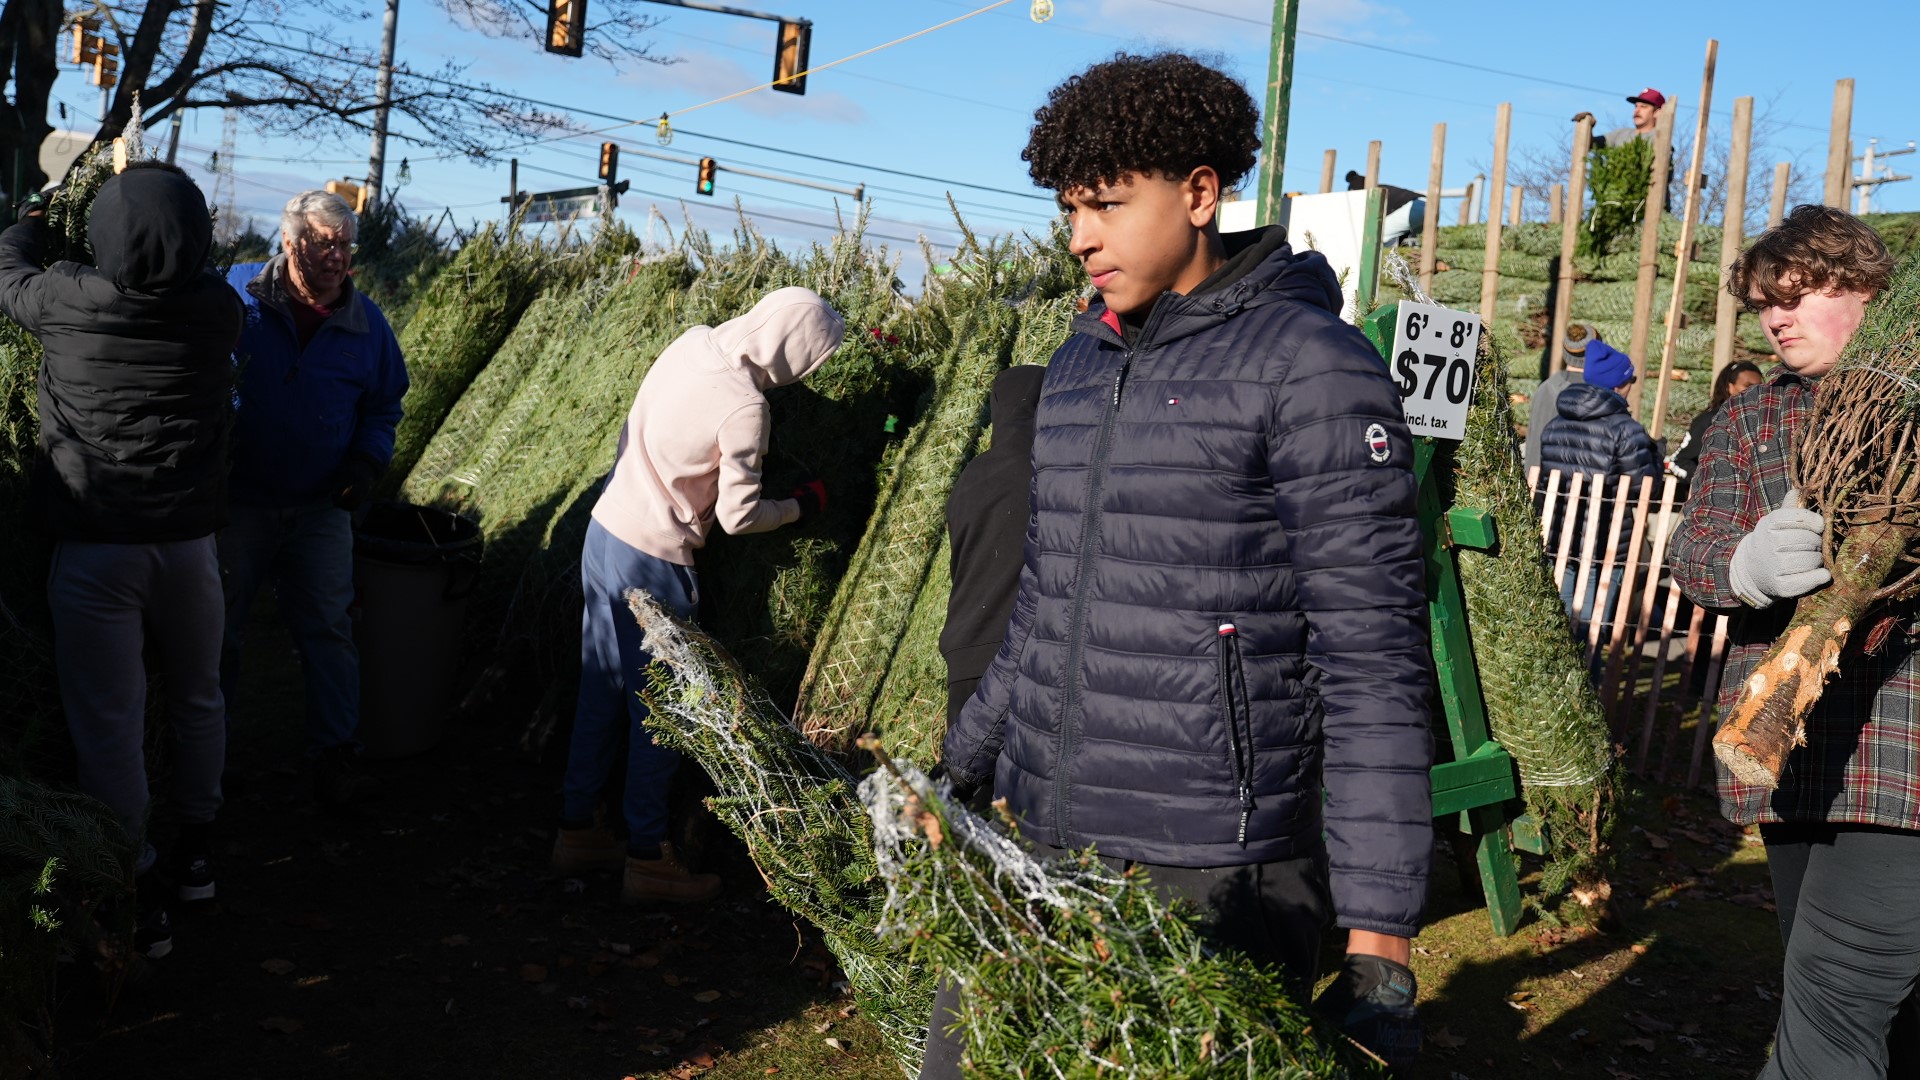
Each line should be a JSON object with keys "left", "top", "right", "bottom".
{"left": 313, "top": 744, "right": 380, "bottom": 811}
{"left": 172, "top": 823, "right": 215, "bottom": 902}
{"left": 134, "top": 871, "right": 173, "bottom": 959}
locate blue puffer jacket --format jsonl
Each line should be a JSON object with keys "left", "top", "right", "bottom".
{"left": 942, "top": 227, "right": 1434, "bottom": 937}
{"left": 1538, "top": 383, "right": 1660, "bottom": 561}
{"left": 226, "top": 258, "right": 408, "bottom": 504}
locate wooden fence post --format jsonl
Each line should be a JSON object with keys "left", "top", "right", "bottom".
{"left": 1550, "top": 114, "right": 1595, "bottom": 373}
{"left": 1825, "top": 78, "right": 1854, "bottom": 208}
{"left": 1649, "top": 38, "right": 1718, "bottom": 439}
{"left": 1549, "top": 182, "right": 1564, "bottom": 225}
{"left": 1712, "top": 96, "right": 1754, "bottom": 380}
{"left": 1364, "top": 140, "right": 1381, "bottom": 189}
{"left": 1768, "top": 161, "right": 1791, "bottom": 227}
{"left": 1627, "top": 96, "right": 1679, "bottom": 418}
{"left": 1480, "top": 103, "right": 1512, "bottom": 323}
{"left": 1420, "top": 123, "right": 1445, "bottom": 295}
{"left": 1509, "top": 184, "right": 1524, "bottom": 226}
{"left": 1320, "top": 148, "right": 1337, "bottom": 194}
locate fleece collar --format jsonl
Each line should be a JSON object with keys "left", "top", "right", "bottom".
{"left": 247, "top": 254, "right": 368, "bottom": 336}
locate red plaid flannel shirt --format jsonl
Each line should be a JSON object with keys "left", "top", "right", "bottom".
{"left": 1667, "top": 369, "right": 1920, "bottom": 829}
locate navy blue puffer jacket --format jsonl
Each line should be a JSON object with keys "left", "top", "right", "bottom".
{"left": 942, "top": 228, "right": 1434, "bottom": 937}
{"left": 1538, "top": 384, "right": 1660, "bottom": 561}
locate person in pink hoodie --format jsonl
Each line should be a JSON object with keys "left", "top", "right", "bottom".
{"left": 551, "top": 286, "right": 845, "bottom": 903}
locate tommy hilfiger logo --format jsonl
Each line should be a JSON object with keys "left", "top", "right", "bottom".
{"left": 1365, "top": 423, "right": 1391, "bottom": 463}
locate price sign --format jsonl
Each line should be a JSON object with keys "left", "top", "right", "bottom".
{"left": 1390, "top": 301, "right": 1482, "bottom": 440}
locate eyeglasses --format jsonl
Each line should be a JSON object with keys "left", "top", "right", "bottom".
{"left": 300, "top": 235, "right": 357, "bottom": 258}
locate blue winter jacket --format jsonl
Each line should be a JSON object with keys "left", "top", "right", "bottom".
{"left": 1538, "top": 383, "right": 1660, "bottom": 561}
{"left": 941, "top": 227, "right": 1434, "bottom": 937}
{"left": 225, "top": 257, "right": 408, "bottom": 504}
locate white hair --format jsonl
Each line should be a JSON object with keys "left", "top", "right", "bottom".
{"left": 281, "top": 190, "right": 357, "bottom": 242}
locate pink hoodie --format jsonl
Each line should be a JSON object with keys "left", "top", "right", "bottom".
{"left": 591, "top": 287, "right": 846, "bottom": 565}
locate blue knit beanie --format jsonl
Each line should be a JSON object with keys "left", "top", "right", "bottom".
{"left": 1583, "top": 341, "right": 1635, "bottom": 389}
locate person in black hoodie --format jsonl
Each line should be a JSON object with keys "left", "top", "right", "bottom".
{"left": 939, "top": 365, "right": 1045, "bottom": 728}
{"left": 0, "top": 162, "right": 244, "bottom": 960}
{"left": 934, "top": 53, "right": 1431, "bottom": 1074}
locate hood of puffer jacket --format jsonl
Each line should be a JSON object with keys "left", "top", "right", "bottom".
{"left": 706, "top": 286, "right": 846, "bottom": 390}
{"left": 1555, "top": 381, "right": 1632, "bottom": 422}
{"left": 87, "top": 168, "right": 215, "bottom": 293}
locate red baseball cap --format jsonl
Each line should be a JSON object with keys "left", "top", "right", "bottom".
{"left": 1627, "top": 87, "right": 1666, "bottom": 109}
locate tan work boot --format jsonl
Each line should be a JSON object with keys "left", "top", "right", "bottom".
{"left": 622, "top": 842, "right": 722, "bottom": 904}
{"left": 551, "top": 823, "right": 627, "bottom": 875}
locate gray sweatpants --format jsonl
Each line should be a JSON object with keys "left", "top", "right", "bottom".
{"left": 48, "top": 537, "right": 226, "bottom": 869}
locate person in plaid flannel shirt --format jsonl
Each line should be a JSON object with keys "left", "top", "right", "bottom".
{"left": 1667, "top": 204, "right": 1910, "bottom": 1079}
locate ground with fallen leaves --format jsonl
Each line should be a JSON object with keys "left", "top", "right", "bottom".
{"left": 50, "top": 599, "right": 1783, "bottom": 1080}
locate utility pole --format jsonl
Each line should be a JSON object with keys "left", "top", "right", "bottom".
{"left": 1253, "top": 0, "right": 1298, "bottom": 227}
{"left": 366, "top": 0, "right": 401, "bottom": 215}
{"left": 1853, "top": 138, "right": 1915, "bottom": 215}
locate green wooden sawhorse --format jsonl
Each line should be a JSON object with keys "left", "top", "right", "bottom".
{"left": 1363, "top": 302, "right": 1539, "bottom": 938}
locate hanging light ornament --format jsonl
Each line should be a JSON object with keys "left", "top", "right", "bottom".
{"left": 1030, "top": 0, "right": 1053, "bottom": 22}
{"left": 397, "top": 157, "right": 411, "bottom": 185}
{"left": 656, "top": 113, "right": 673, "bottom": 147}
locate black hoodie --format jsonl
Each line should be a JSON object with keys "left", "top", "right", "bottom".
{"left": 940, "top": 365, "right": 1046, "bottom": 722}
{"left": 0, "top": 168, "right": 244, "bottom": 542}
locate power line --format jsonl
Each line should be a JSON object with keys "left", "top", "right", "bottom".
{"left": 226, "top": 29, "right": 1052, "bottom": 207}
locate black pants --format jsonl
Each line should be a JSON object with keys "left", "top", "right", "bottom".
{"left": 916, "top": 838, "right": 1331, "bottom": 1079}
{"left": 1760, "top": 823, "right": 1920, "bottom": 1079}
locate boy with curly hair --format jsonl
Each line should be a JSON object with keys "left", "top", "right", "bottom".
{"left": 931, "top": 52, "right": 1432, "bottom": 1074}
{"left": 1668, "top": 205, "right": 1916, "bottom": 1078}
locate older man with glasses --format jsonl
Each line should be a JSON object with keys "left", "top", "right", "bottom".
{"left": 220, "top": 190, "right": 408, "bottom": 814}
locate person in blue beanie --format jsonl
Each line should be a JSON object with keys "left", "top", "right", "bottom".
{"left": 1537, "top": 339, "right": 1660, "bottom": 640}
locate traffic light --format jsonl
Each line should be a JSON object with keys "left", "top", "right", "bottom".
{"left": 545, "top": 0, "right": 586, "bottom": 57}
{"left": 772, "top": 19, "right": 811, "bottom": 96}
{"left": 597, "top": 141, "right": 619, "bottom": 185}
{"left": 70, "top": 16, "right": 118, "bottom": 88}
{"left": 696, "top": 157, "right": 717, "bottom": 197}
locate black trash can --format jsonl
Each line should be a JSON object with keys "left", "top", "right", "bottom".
{"left": 352, "top": 501, "right": 482, "bottom": 758}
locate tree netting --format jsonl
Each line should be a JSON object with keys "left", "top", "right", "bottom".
{"left": 382, "top": 224, "right": 572, "bottom": 491}
{"left": 632, "top": 590, "right": 1375, "bottom": 1079}
{"left": 794, "top": 226, "right": 1080, "bottom": 758}
{"left": 1387, "top": 254, "right": 1619, "bottom": 896}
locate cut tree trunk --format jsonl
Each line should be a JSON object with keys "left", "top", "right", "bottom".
{"left": 1714, "top": 520, "right": 1914, "bottom": 788}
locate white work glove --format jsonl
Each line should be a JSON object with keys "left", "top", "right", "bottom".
{"left": 1728, "top": 490, "right": 1830, "bottom": 609}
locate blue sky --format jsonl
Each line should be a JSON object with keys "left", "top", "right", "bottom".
{"left": 48, "top": 0, "right": 1920, "bottom": 277}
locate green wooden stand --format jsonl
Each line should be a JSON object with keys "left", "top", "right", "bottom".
{"left": 1364, "top": 303, "right": 1529, "bottom": 937}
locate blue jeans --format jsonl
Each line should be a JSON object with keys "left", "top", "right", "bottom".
{"left": 48, "top": 537, "right": 227, "bottom": 872}
{"left": 561, "top": 520, "right": 699, "bottom": 849}
{"left": 218, "top": 503, "right": 360, "bottom": 754}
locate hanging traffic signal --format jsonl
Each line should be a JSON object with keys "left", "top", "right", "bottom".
{"left": 545, "top": 0, "right": 586, "bottom": 57}
{"left": 772, "top": 19, "right": 811, "bottom": 95}
{"left": 696, "top": 157, "right": 717, "bottom": 197}
{"left": 325, "top": 179, "right": 369, "bottom": 214}
{"left": 597, "top": 141, "right": 619, "bottom": 184}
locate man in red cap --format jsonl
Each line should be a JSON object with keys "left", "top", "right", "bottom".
{"left": 1601, "top": 87, "right": 1665, "bottom": 148}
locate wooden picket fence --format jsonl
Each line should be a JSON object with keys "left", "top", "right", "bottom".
{"left": 1527, "top": 467, "right": 1730, "bottom": 790}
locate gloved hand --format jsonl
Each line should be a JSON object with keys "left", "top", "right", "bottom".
{"left": 928, "top": 761, "right": 987, "bottom": 810}
{"left": 13, "top": 189, "right": 51, "bottom": 222}
{"left": 328, "top": 453, "right": 382, "bottom": 512}
{"left": 1314, "top": 953, "right": 1420, "bottom": 1072}
{"left": 1729, "top": 489, "right": 1830, "bottom": 609}
{"left": 791, "top": 479, "right": 827, "bottom": 523}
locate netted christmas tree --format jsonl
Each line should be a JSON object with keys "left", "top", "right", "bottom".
{"left": 1389, "top": 255, "right": 1620, "bottom": 899}
{"left": 1715, "top": 255, "right": 1920, "bottom": 787}
{"left": 794, "top": 221, "right": 1079, "bottom": 761}
{"left": 634, "top": 591, "right": 1375, "bottom": 1079}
